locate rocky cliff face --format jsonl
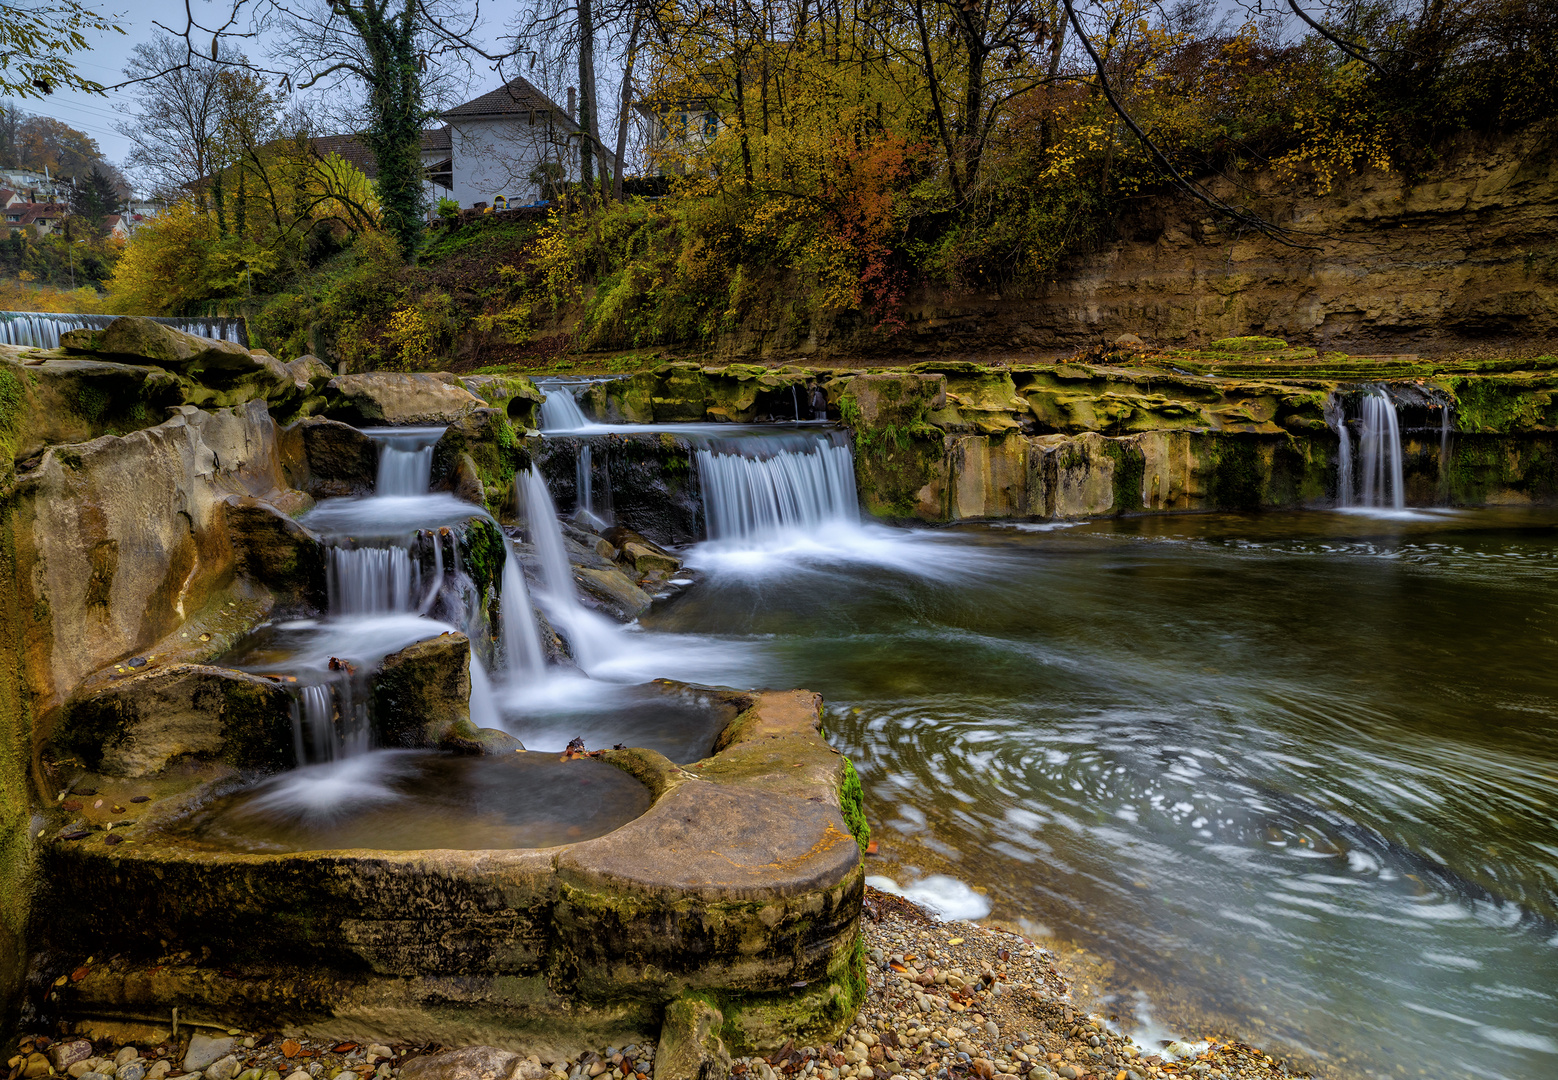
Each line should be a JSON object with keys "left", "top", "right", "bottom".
{"left": 716, "top": 125, "right": 1558, "bottom": 359}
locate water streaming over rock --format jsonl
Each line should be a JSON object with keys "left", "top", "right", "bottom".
{"left": 1358, "top": 389, "right": 1406, "bottom": 510}
{"left": 367, "top": 426, "right": 444, "bottom": 496}
{"left": 326, "top": 546, "right": 419, "bottom": 615}
{"left": 500, "top": 538, "right": 546, "bottom": 680}
{"left": 519, "top": 467, "right": 620, "bottom": 670}
{"left": 0, "top": 311, "right": 248, "bottom": 348}
{"left": 1326, "top": 387, "right": 1408, "bottom": 510}
{"left": 538, "top": 382, "right": 592, "bottom": 431}
{"left": 695, "top": 431, "right": 859, "bottom": 542}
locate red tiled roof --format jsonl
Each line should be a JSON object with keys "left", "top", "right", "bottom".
{"left": 443, "top": 76, "right": 579, "bottom": 130}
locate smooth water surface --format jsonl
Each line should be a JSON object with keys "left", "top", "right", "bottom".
{"left": 173, "top": 751, "right": 652, "bottom": 852}
{"left": 631, "top": 508, "right": 1558, "bottom": 1080}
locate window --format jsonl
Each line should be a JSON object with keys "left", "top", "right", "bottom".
{"left": 704, "top": 112, "right": 717, "bottom": 136}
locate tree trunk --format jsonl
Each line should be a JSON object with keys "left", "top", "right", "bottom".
{"left": 578, "top": 0, "right": 596, "bottom": 194}
{"left": 612, "top": 10, "right": 643, "bottom": 201}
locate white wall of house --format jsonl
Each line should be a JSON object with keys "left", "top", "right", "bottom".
{"left": 448, "top": 115, "right": 574, "bottom": 208}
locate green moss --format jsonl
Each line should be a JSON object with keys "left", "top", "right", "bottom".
{"left": 1207, "top": 437, "right": 1266, "bottom": 510}
{"left": 839, "top": 757, "right": 870, "bottom": 854}
{"left": 1207, "top": 336, "right": 1289, "bottom": 352}
{"left": 460, "top": 517, "right": 505, "bottom": 599}
{"left": 0, "top": 507, "right": 33, "bottom": 1041}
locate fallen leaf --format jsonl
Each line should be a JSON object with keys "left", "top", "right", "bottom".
{"left": 281, "top": 1041, "right": 302, "bottom": 1060}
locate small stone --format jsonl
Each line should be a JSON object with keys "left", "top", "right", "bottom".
{"left": 22, "top": 1062, "right": 52, "bottom": 1080}
{"left": 51, "top": 1041, "right": 94, "bottom": 1071}
{"left": 285, "top": 1071, "right": 310, "bottom": 1080}
{"left": 365, "top": 1050, "right": 391, "bottom": 1064}
{"left": 119, "top": 1063, "right": 146, "bottom": 1080}
{"left": 114, "top": 1051, "right": 140, "bottom": 1070}
{"left": 147, "top": 1063, "right": 171, "bottom": 1080}
{"left": 204, "top": 1056, "right": 241, "bottom": 1080}
{"left": 235, "top": 1069, "right": 263, "bottom": 1080}
{"left": 79, "top": 1073, "right": 111, "bottom": 1080}
{"left": 69, "top": 1065, "right": 93, "bottom": 1079}
{"left": 184, "top": 1038, "right": 236, "bottom": 1074}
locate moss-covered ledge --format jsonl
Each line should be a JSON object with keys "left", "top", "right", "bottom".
{"left": 32, "top": 689, "right": 864, "bottom": 1059}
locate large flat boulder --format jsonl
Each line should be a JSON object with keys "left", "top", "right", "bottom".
{"left": 61, "top": 317, "right": 253, "bottom": 370}
{"left": 54, "top": 663, "right": 295, "bottom": 778}
{"left": 328, "top": 372, "right": 482, "bottom": 424}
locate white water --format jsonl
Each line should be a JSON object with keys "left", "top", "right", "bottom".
{"left": 696, "top": 434, "right": 859, "bottom": 543}
{"left": 538, "top": 384, "right": 592, "bottom": 431}
{"left": 1358, "top": 389, "right": 1406, "bottom": 510}
{"left": 327, "top": 546, "right": 418, "bottom": 615}
{"left": 500, "top": 538, "right": 547, "bottom": 680}
{"left": 1327, "top": 388, "right": 1407, "bottom": 511}
{"left": 518, "top": 467, "right": 624, "bottom": 671}
{"left": 365, "top": 426, "right": 445, "bottom": 497}
{"left": 0, "top": 311, "right": 246, "bottom": 349}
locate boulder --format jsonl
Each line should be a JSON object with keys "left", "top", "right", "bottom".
{"left": 460, "top": 374, "right": 544, "bottom": 428}
{"left": 286, "top": 354, "right": 332, "bottom": 390}
{"left": 5, "top": 356, "right": 187, "bottom": 459}
{"left": 429, "top": 408, "right": 527, "bottom": 518}
{"left": 281, "top": 415, "right": 377, "bottom": 498}
{"left": 655, "top": 997, "right": 731, "bottom": 1080}
{"left": 576, "top": 565, "right": 653, "bottom": 620}
{"left": 61, "top": 317, "right": 252, "bottom": 371}
{"left": 222, "top": 495, "right": 325, "bottom": 607}
{"left": 327, "top": 372, "right": 481, "bottom": 424}
{"left": 603, "top": 527, "right": 682, "bottom": 577}
{"left": 55, "top": 663, "right": 295, "bottom": 778}
{"left": 372, "top": 632, "right": 480, "bottom": 750}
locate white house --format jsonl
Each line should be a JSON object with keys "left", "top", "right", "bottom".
{"left": 310, "top": 76, "right": 579, "bottom": 213}
{"left": 440, "top": 76, "right": 580, "bottom": 208}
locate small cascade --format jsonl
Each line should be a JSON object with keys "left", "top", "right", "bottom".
{"left": 364, "top": 427, "right": 444, "bottom": 497}
{"left": 574, "top": 443, "right": 613, "bottom": 528}
{"left": 538, "top": 383, "right": 591, "bottom": 431}
{"left": 1324, "top": 396, "right": 1354, "bottom": 507}
{"left": 327, "top": 546, "right": 419, "bottom": 615}
{"left": 0, "top": 311, "right": 247, "bottom": 349}
{"left": 291, "top": 678, "right": 369, "bottom": 763}
{"left": 1358, "top": 390, "right": 1406, "bottom": 511}
{"left": 500, "top": 538, "right": 546, "bottom": 680}
{"left": 468, "top": 655, "right": 502, "bottom": 730}
{"left": 519, "top": 467, "right": 614, "bottom": 669}
{"left": 1325, "top": 387, "right": 1409, "bottom": 510}
{"left": 696, "top": 432, "right": 860, "bottom": 542}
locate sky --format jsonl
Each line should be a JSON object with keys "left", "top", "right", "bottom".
{"left": 24, "top": 0, "right": 519, "bottom": 177}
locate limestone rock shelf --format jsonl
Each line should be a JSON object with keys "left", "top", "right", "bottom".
{"left": 34, "top": 691, "right": 866, "bottom": 1059}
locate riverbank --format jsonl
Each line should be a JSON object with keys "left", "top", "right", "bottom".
{"left": 7, "top": 887, "right": 1301, "bottom": 1080}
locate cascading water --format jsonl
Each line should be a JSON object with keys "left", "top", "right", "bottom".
{"left": 1326, "top": 388, "right": 1406, "bottom": 510}
{"left": 519, "top": 467, "right": 619, "bottom": 670}
{"left": 0, "top": 311, "right": 247, "bottom": 349}
{"left": 1358, "top": 389, "right": 1406, "bottom": 510}
{"left": 500, "top": 537, "right": 546, "bottom": 680}
{"left": 327, "top": 546, "right": 419, "bottom": 615}
{"left": 696, "top": 432, "right": 860, "bottom": 542}
{"left": 367, "top": 426, "right": 444, "bottom": 496}
{"left": 538, "top": 383, "right": 592, "bottom": 431}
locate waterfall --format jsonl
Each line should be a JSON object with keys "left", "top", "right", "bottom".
{"left": 500, "top": 538, "right": 546, "bottom": 680}
{"left": 696, "top": 433, "right": 859, "bottom": 542}
{"left": 1325, "top": 388, "right": 1406, "bottom": 510}
{"left": 1358, "top": 390, "right": 1405, "bottom": 511}
{"left": 468, "top": 654, "right": 502, "bottom": 730}
{"left": 538, "top": 383, "right": 591, "bottom": 431}
{"left": 1325, "top": 396, "right": 1354, "bottom": 508}
{"left": 327, "top": 546, "right": 419, "bottom": 615}
{"left": 578, "top": 443, "right": 594, "bottom": 520}
{"left": 291, "top": 678, "right": 369, "bottom": 763}
{"left": 519, "top": 466, "right": 616, "bottom": 668}
{"left": 365, "top": 427, "right": 444, "bottom": 496}
{"left": 0, "top": 311, "right": 247, "bottom": 349}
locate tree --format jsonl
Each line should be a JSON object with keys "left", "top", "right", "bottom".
{"left": 74, "top": 164, "right": 121, "bottom": 232}
{"left": 16, "top": 114, "right": 101, "bottom": 175}
{"left": 118, "top": 36, "right": 229, "bottom": 201}
{"left": 0, "top": 1, "right": 122, "bottom": 99}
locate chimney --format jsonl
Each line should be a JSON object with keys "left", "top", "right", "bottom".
{"left": 567, "top": 87, "right": 576, "bottom": 120}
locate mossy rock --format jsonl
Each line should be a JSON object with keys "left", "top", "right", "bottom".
{"left": 372, "top": 631, "right": 479, "bottom": 749}
{"left": 1207, "top": 336, "right": 1290, "bottom": 352}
